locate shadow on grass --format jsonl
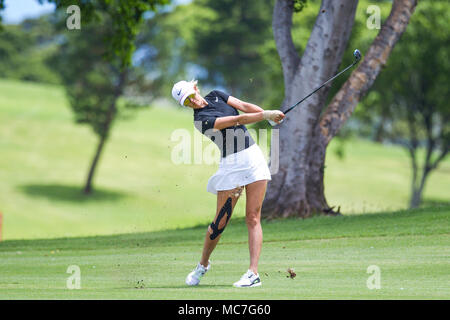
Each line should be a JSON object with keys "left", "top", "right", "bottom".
{"left": 120, "top": 284, "right": 233, "bottom": 290}
{"left": 1, "top": 205, "right": 449, "bottom": 250}
{"left": 421, "top": 198, "right": 450, "bottom": 208}
{"left": 18, "top": 184, "right": 128, "bottom": 203}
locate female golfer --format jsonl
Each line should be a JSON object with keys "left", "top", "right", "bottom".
{"left": 171, "top": 80, "right": 284, "bottom": 287}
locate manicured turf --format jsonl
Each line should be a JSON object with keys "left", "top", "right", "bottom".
{"left": 0, "top": 207, "right": 448, "bottom": 299}
{"left": 0, "top": 78, "right": 448, "bottom": 299}
{"left": 1, "top": 79, "right": 449, "bottom": 240}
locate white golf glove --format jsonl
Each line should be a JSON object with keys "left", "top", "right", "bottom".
{"left": 262, "top": 110, "right": 285, "bottom": 124}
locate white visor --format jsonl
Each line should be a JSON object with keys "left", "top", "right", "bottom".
{"left": 171, "top": 81, "right": 196, "bottom": 106}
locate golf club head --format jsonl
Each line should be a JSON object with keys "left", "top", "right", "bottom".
{"left": 353, "top": 49, "right": 362, "bottom": 61}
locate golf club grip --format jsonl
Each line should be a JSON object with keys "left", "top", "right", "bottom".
{"left": 283, "top": 61, "right": 358, "bottom": 115}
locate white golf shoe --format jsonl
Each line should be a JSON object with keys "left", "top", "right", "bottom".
{"left": 233, "top": 269, "right": 262, "bottom": 288}
{"left": 185, "top": 261, "right": 210, "bottom": 286}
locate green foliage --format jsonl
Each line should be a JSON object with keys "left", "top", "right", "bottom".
{"left": 0, "top": 0, "right": 4, "bottom": 28}
{"left": 293, "top": 0, "right": 307, "bottom": 13}
{"left": 101, "top": 0, "right": 169, "bottom": 64}
{"left": 34, "top": 0, "right": 170, "bottom": 67}
{"left": 193, "top": 0, "right": 274, "bottom": 99}
{"left": 0, "top": 16, "right": 60, "bottom": 84}
{"left": 137, "top": 0, "right": 394, "bottom": 112}
{"left": 358, "top": 0, "right": 449, "bottom": 149}
{"left": 138, "top": 0, "right": 275, "bottom": 105}
{"left": 45, "top": 2, "right": 167, "bottom": 138}
{"left": 355, "top": 0, "right": 449, "bottom": 206}
{"left": 135, "top": 2, "right": 218, "bottom": 100}
{"left": 138, "top": 0, "right": 294, "bottom": 109}
{"left": 326, "top": 1, "right": 393, "bottom": 106}
{"left": 0, "top": 1, "right": 172, "bottom": 81}
{"left": 50, "top": 13, "right": 125, "bottom": 138}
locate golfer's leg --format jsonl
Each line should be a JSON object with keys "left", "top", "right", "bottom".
{"left": 199, "top": 186, "right": 243, "bottom": 267}
{"left": 245, "top": 180, "right": 267, "bottom": 274}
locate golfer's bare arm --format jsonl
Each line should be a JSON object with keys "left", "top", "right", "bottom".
{"left": 212, "top": 96, "right": 265, "bottom": 131}
{"left": 227, "top": 96, "right": 264, "bottom": 113}
{"left": 213, "top": 113, "right": 264, "bottom": 130}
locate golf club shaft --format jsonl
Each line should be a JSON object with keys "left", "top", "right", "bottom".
{"left": 283, "top": 60, "right": 358, "bottom": 115}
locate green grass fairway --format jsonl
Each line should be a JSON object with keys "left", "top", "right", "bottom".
{"left": 0, "top": 207, "right": 449, "bottom": 299}
{"left": 0, "top": 79, "right": 449, "bottom": 240}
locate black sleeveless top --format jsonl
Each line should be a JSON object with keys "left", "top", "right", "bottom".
{"left": 193, "top": 90, "right": 255, "bottom": 158}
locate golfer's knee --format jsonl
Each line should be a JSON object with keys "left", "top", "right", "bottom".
{"left": 245, "top": 211, "right": 260, "bottom": 228}
{"left": 216, "top": 214, "right": 229, "bottom": 229}
{"left": 209, "top": 219, "right": 229, "bottom": 240}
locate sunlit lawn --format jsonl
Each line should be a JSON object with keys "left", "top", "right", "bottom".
{"left": 0, "top": 207, "right": 448, "bottom": 299}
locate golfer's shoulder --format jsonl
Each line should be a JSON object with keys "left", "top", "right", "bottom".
{"left": 206, "top": 89, "right": 230, "bottom": 102}
{"left": 204, "top": 90, "right": 216, "bottom": 99}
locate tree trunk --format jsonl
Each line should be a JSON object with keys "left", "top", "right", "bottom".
{"left": 404, "top": 100, "right": 448, "bottom": 209}
{"left": 263, "top": 0, "right": 418, "bottom": 218}
{"left": 374, "top": 115, "right": 387, "bottom": 143}
{"left": 84, "top": 133, "right": 108, "bottom": 194}
{"left": 409, "top": 190, "right": 421, "bottom": 208}
{"left": 83, "top": 69, "right": 127, "bottom": 195}
{"left": 409, "top": 164, "right": 431, "bottom": 208}
{"left": 407, "top": 145, "right": 419, "bottom": 208}
{"left": 263, "top": 0, "right": 358, "bottom": 218}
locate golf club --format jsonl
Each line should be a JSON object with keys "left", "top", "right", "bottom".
{"left": 269, "top": 49, "right": 362, "bottom": 126}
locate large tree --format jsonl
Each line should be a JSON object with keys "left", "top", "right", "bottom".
{"left": 49, "top": 1, "right": 169, "bottom": 194}
{"left": 263, "top": 0, "right": 418, "bottom": 218}
{"left": 26, "top": 1, "right": 168, "bottom": 194}
{"left": 0, "top": 1, "right": 171, "bottom": 194}
{"left": 51, "top": 14, "right": 130, "bottom": 194}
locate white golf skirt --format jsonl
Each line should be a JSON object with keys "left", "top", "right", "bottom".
{"left": 206, "top": 144, "right": 271, "bottom": 195}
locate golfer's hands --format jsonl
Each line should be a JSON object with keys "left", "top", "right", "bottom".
{"left": 262, "top": 110, "right": 285, "bottom": 124}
